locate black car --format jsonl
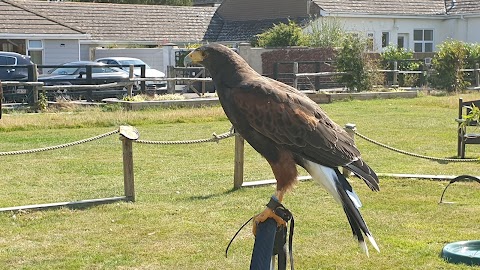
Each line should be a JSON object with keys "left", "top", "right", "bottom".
{"left": 0, "top": 52, "right": 33, "bottom": 81}
{"left": 0, "top": 52, "right": 35, "bottom": 102}
{"left": 39, "top": 61, "right": 131, "bottom": 101}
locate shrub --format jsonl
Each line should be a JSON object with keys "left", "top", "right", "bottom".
{"left": 335, "top": 34, "right": 374, "bottom": 92}
{"left": 430, "top": 39, "right": 469, "bottom": 93}
{"left": 381, "top": 45, "right": 421, "bottom": 87}
{"left": 308, "top": 17, "right": 345, "bottom": 48}
{"left": 252, "top": 20, "right": 309, "bottom": 47}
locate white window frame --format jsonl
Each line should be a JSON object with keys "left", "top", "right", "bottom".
{"left": 27, "top": 40, "right": 43, "bottom": 50}
{"left": 382, "top": 31, "right": 390, "bottom": 48}
{"left": 413, "top": 29, "right": 434, "bottom": 52}
{"left": 27, "top": 40, "right": 44, "bottom": 66}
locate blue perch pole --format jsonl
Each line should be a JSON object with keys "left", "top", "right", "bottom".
{"left": 250, "top": 218, "right": 277, "bottom": 270}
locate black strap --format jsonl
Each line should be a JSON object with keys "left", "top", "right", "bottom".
{"left": 439, "top": 175, "right": 480, "bottom": 203}
{"left": 271, "top": 204, "right": 294, "bottom": 270}
{"left": 225, "top": 216, "right": 254, "bottom": 257}
{"left": 225, "top": 198, "right": 295, "bottom": 270}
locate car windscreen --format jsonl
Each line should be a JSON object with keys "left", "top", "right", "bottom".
{"left": 49, "top": 67, "right": 78, "bottom": 75}
{"left": 118, "top": 60, "right": 150, "bottom": 68}
{"left": 92, "top": 67, "right": 120, "bottom": 73}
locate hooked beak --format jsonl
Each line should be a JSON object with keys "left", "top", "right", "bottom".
{"left": 184, "top": 50, "right": 204, "bottom": 66}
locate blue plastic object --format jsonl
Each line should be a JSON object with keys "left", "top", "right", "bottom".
{"left": 441, "top": 240, "right": 480, "bottom": 266}
{"left": 250, "top": 218, "right": 277, "bottom": 270}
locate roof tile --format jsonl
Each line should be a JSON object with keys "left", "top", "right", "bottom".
{"left": 0, "top": 0, "right": 84, "bottom": 35}
{"left": 13, "top": 0, "right": 222, "bottom": 43}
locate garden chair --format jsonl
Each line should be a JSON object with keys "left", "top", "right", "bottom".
{"left": 456, "top": 98, "right": 480, "bottom": 158}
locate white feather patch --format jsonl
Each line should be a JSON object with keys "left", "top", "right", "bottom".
{"left": 303, "top": 160, "right": 362, "bottom": 208}
{"left": 359, "top": 240, "right": 369, "bottom": 257}
{"left": 347, "top": 190, "right": 362, "bottom": 208}
{"left": 367, "top": 233, "right": 380, "bottom": 253}
{"left": 303, "top": 160, "right": 341, "bottom": 204}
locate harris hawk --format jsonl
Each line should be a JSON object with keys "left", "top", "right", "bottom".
{"left": 184, "top": 44, "right": 380, "bottom": 255}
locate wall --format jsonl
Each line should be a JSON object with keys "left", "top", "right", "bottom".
{"left": 93, "top": 48, "right": 165, "bottom": 72}
{"left": 260, "top": 47, "right": 336, "bottom": 76}
{"left": 80, "top": 44, "right": 92, "bottom": 61}
{"left": 307, "top": 16, "right": 451, "bottom": 52}
{"left": 466, "top": 17, "right": 480, "bottom": 43}
{"left": 43, "top": 39, "right": 80, "bottom": 65}
{"left": 238, "top": 44, "right": 274, "bottom": 74}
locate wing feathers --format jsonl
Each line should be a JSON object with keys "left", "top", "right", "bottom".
{"left": 345, "top": 159, "right": 380, "bottom": 191}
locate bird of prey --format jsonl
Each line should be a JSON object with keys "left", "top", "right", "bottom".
{"left": 184, "top": 43, "right": 380, "bottom": 255}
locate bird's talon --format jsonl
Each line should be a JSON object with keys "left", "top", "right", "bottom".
{"left": 252, "top": 207, "right": 286, "bottom": 235}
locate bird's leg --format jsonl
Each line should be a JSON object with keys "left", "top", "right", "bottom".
{"left": 252, "top": 189, "right": 287, "bottom": 235}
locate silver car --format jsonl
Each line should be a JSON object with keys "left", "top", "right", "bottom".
{"left": 95, "top": 57, "right": 166, "bottom": 91}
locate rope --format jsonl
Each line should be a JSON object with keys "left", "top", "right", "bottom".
{"left": 0, "top": 129, "right": 119, "bottom": 156}
{"left": 354, "top": 130, "right": 480, "bottom": 163}
{"left": 134, "top": 131, "right": 235, "bottom": 145}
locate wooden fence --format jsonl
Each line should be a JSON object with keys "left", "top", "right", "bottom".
{"left": 2, "top": 61, "right": 480, "bottom": 106}
{"left": 281, "top": 61, "right": 480, "bottom": 90}
{"left": 165, "top": 65, "right": 213, "bottom": 95}
{"left": 0, "top": 64, "right": 213, "bottom": 105}
{"left": 0, "top": 127, "right": 134, "bottom": 212}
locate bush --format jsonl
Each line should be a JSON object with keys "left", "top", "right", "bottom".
{"left": 252, "top": 20, "right": 309, "bottom": 47}
{"left": 381, "top": 45, "right": 421, "bottom": 87}
{"left": 430, "top": 39, "right": 469, "bottom": 93}
{"left": 335, "top": 34, "right": 374, "bottom": 92}
{"left": 308, "top": 17, "right": 345, "bottom": 48}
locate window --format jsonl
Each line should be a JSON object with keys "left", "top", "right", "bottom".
{"left": 0, "top": 56, "right": 16, "bottom": 65}
{"left": 413, "top": 29, "right": 433, "bottom": 52}
{"left": 382, "top": 32, "right": 390, "bottom": 48}
{"left": 366, "top": 32, "right": 374, "bottom": 51}
{"left": 28, "top": 40, "right": 43, "bottom": 49}
{"left": 27, "top": 40, "right": 43, "bottom": 65}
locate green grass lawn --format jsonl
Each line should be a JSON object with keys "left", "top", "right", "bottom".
{"left": 0, "top": 93, "right": 479, "bottom": 269}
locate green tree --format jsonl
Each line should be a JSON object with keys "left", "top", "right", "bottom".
{"left": 308, "top": 17, "right": 345, "bottom": 48}
{"left": 465, "top": 42, "right": 480, "bottom": 68}
{"left": 336, "top": 34, "right": 374, "bottom": 92}
{"left": 252, "top": 20, "right": 309, "bottom": 47}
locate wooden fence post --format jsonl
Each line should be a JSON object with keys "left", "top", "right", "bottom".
{"left": 31, "top": 64, "right": 39, "bottom": 106}
{"left": 343, "top": 123, "right": 356, "bottom": 178}
{"left": 392, "top": 61, "right": 398, "bottom": 87}
{"left": 475, "top": 63, "right": 480, "bottom": 88}
{"left": 273, "top": 63, "right": 279, "bottom": 80}
{"left": 119, "top": 126, "right": 139, "bottom": 202}
{"left": 86, "top": 65, "right": 93, "bottom": 101}
{"left": 421, "top": 63, "right": 427, "bottom": 88}
{"left": 27, "top": 64, "right": 38, "bottom": 105}
{"left": 0, "top": 81, "right": 3, "bottom": 119}
{"left": 127, "top": 65, "right": 134, "bottom": 98}
{"left": 140, "top": 65, "right": 146, "bottom": 93}
{"left": 315, "top": 62, "right": 321, "bottom": 90}
{"left": 234, "top": 134, "right": 245, "bottom": 189}
{"left": 166, "top": 65, "right": 175, "bottom": 94}
{"left": 293, "top": 62, "right": 299, "bottom": 89}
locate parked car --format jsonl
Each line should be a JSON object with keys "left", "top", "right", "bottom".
{"left": 39, "top": 61, "right": 130, "bottom": 85}
{"left": 39, "top": 61, "right": 131, "bottom": 101}
{"left": 95, "top": 57, "right": 166, "bottom": 90}
{"left": 0, "top": 52, "right": 35, "bottom": 102}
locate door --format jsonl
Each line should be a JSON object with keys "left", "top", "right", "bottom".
{"left": 397, "top": 33, "right": 409, "bottom": 50}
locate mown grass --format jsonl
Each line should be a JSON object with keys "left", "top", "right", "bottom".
{"left": 0, "top": 92, "right": 479, "bottom": 269}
